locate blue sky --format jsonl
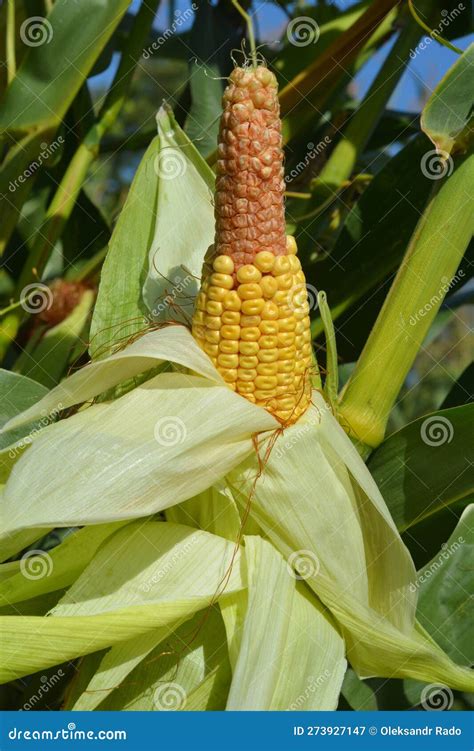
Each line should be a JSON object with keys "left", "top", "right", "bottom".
{"left": 95, "top": 0, "right": 473, "bottom": 113}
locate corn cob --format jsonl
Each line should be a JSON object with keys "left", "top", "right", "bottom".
{"left": 192, "top": 65, "right": 312, "bottom": 425}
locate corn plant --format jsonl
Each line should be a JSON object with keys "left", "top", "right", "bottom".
{"left": 0, "top": 0, "right": 473, "bottom": 713}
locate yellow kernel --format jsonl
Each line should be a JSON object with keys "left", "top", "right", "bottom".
{"left": 237, "top": 283, "right": 262, "bottom": 300}
{"left": 193, "top": 310, "right": 206, "bottom": 325}
{"left": 205, "top": 329, "right": 220, "bottom": 344}
{"left": 254, "top": 251, "right": 275, "bottom": 273}
{"left": 218, "top": 354, "right": 239, "bottom": 368}
{"left": 286, "top": 235, "right": 298, "bottom": 254}
{"left": 278, "top": 305, "right": 293, "bottom": 319}
{"left": 294, "top": 306, "right": 309, "bottom": 320}
{"left": 213, "top": 255, "right": 235, "bottom": 274}
{"left": 208, "top": 286, "right": 227, "bottom": 301}
{"left": 241, "top": 327, "right": 260, "bottom": 342}
{"left": 205, "top": 315, "right": 221, "bottom": 330}
{"left": 222, "top": 310, "right": 240, "bottom": 325}
{"left": 278, "top": 332, "right": 295, "bottom": 347}
{"left": 273, "top": 290, "right": 290, "bottom": 305}
{"left": 259, "top": 320, "right": 279, "bottom": 335}
{"left": 211, "top": 272, "right": 234, "bottom": 290}
{"left": 237, "top": 368, "right": 257, "bottom": 382}
{"left": 276, "top": 409, "right": 293, "bottom": 422}
{"left": 227, "top": 382, "right": 237, "bottom": 391}
{"left": 302, "top": 343, "right": 312, "bottom": 355}
{"left": 295, "top": 320, "right": 307, "bottom": 334}
{"left": 236, "top": 265, "right": 262, "bottom": 284}
{"left": 196, "top": 292, "right": 207, "bottom": 310}
{"left": 275, "top": 384, "right": 293, "bottom": 396}
{"left": 204, "top": 342, "right": 218, "bottom": 357}
{"left": 278, "top": 346, "right": 296, "bottom": 360}
{"left": 240, "top": 355, "right": 258, "bottom": 368}
{"left": 276, "top": 272, "right": 293, "bottom": 290}
{"left": 278, "top": 317, "right": 296, "bottom": 332}
{"left": 277, "top": 372, "right": 293, "bottom": 386}
{"left": 288, "top": 255, "right": 301, "bottom": 272}
{"left": 255, "top": 390, "right": 274, "bottom": 401}
{"left": 255, "top": 375, "right": 277, "bottom": 390}
{"left": 222, "top": 369, "right": 238, "bottom": 383}
{"left": 241, "top": 315, "right": 261, "bottom": 327}
{"left": 276, "top": 395, "right": 297, "bottom": 410}
{"left": 206, "top": 300, "right": 223, "bottom": 315}
{"left": 241, "top": 298, "right": 265, "bottom": 315}
{"left": 221, "top": 325, "right": 240, "bottom": 340}
{"left": 260, "top": 334, "right": 278, "bottom": 349}
{"left": 239, "top": 341, "right": 259, "bottom": 355}
{"left": 257, "top": 348, "right": 278, "bottom": 363}
{"left": 223, "top": 291, "right": 242, "bottom": 311}
{"left": 257, "top": 362, "right": 278, "bottom": 376}
{"left": 260, "top": 276, "right": 278, "bottom": 299}
{"left": 278, "top": 360, "right": 294, "bottom": 373}
{"left": 236, "top": 381, "right": 255, "bottom": 394}
{"left": 273, "top": 256, "right": 291, "bottom": 275}
{"left": 261, "top": 301, "right": 279, "bottom": 320}
{"left": 219, "top": 339, "right": 239, "bottom": 354}
{"left": 193, "top": 325, "right": 206, "bottom": 339}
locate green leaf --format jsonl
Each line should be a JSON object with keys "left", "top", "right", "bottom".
{"left": 415, "top": 505, "right": 474, "bottom": 666}
{"left": 310, "top": 135, "right": 434, "bottom": 337}
{"left": 88, "top": 136, "right": 160, "bottom": 359}
{"left": 368, "top": 406, "right": 474, "bottom": 531}
{"left": 0, "top": 0, "right": 130, "bottom": 136}
{"left": 341, "top": 668, "right": 377, "bottom": 711}
{"left": 421, "top": 43, "right": 474, "bottom": 154}
{"left": 226, "top": 536, "right": 346, "bottom": 710}
{"left": 0, "top": 522, "right": 124, "bottom": 606}
{"left": 0, "top": 369, "right": 48, "bottom": 427}
{"left": 441, "top": 362, "right": 474, "bottom": 409}
{"left": 13, "top": 289, "right": 94, "bottom": 388}
{"left": 0, "top": 369, "right": 49, "bottom": 483}
{"left": 184, "top": 2, "right": 222, "bottom": 157}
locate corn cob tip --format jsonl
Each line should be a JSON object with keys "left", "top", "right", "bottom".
{"left": 192, "top": 65, "right": 312, "bottom": 425}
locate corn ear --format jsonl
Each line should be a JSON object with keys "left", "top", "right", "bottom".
{"left": 192, "top": 66, "right": 313, "bottom": 425}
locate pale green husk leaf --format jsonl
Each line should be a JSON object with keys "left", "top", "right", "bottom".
{"left": 226, "top": 536, "right": 346, "bottom": 710}
{"left": 0, "top": 522, "right": 245, "bottom": 682}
